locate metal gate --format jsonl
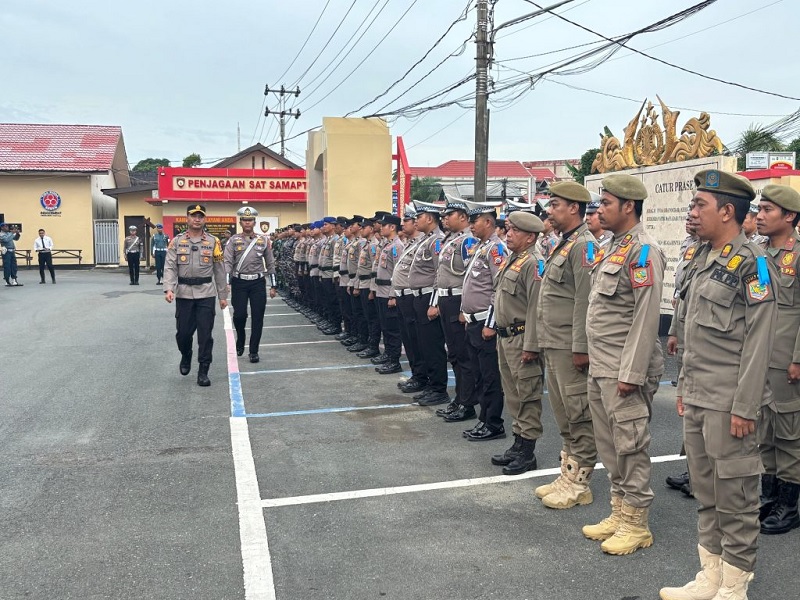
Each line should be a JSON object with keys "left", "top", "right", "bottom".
{"left": 94, "top": 219, "right": 119, "bottom": 264}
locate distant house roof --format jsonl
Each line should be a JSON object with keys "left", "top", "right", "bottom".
{"left": 410, "top": 160, "right": 555, "bottom": 181}
{"left": 738, "top": 168, "right": 800, "bottom": 180}
{"left": 0, "top": 123, "right": 123, "bottom": 172}
{"left": 213, "top": 143, "right": 302, "bottom": 170}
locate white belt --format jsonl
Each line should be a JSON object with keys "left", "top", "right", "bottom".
{"left": 153, "top": 248, "right": 167, "bottom": 252}
{"left": 437, "top": 287, "right": 463, "bottom": 297}
{"left": 462, "top": 310, "right": 489, "bottom": 324}
{"left": 412, "top": 286, "right": 434, "bottom": 297}
{"left": 394, "top": 288, "right": 413, "bottom": 297}
{"left": 235, "top": 273, "right": 263, "bottom": 281}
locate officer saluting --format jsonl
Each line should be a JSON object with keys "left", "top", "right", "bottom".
{"left": 223, "top": 206, "right": 277, "bottom": 363}
{"left": 163, "top": 204, "right": 228, "bottom": 386}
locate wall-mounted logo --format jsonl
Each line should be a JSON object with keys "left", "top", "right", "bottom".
{"left": 176, "top": 178, "right": 186, "bottom": 188}
{"left": 40, "top": 190, "right": 62, "bottom": 212}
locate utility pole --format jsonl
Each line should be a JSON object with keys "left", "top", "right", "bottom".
{"left": 264, "top": 85, "right": 301, "bottom": 156}
{"left": 473, "top": 0, "right": 490, "bottom": 204}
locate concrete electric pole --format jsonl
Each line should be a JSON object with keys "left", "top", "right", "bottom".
{"left": 264, "top": 85, "right": 301, "bottom": 157}
{"left": 473, "top": 0, "right": 490, "bottom": 204}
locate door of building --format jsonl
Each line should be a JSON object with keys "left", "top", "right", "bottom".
{"left": 93, "top": 220, "right": 119, "bottom": 264}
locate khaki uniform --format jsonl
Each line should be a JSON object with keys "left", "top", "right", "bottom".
{"left": 678, "top": 232, "right": 777, "bottom": 571}
{"left": 537, "top": 223, "right": 597, "bottom": 466}
{"left": 759, "top": 233, "right": 800, "bottom": 483}
{"left": 494, "top": 245, "right": 545, "bottom": 440}
{"left": 586, "top": 221, "right": 665, "bottom": 508}
{"left": 163, "top": 231, "right": 227, "bottom": 300}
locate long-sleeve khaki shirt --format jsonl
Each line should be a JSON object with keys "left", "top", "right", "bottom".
{"left": 586, "top": 222, "right": 665, "bottom": 385}
{"left": 678, "top": 232, "right": 777, "bottom": 420}
{"left": 320, "top": 233, "right": 338, "bottom": 280}
{"left": 347, "top": 238, "right": 366, "bottom": 289}
{"left": 537, "top": 223, "right": 594, "bottom": 353}
{"left": 308, "top": 235, "right": 326, "bottom": 276}
{"left": 760, "top": 232, "right": 800, "bottom": 373}
{"left": 461, "top": 234, "right": 507, "bottom": 314}
{"left": 355, "top": 237, "right": 374, "bottom": 290}
{"left": 408, "top": 229, "right": 444, "bottom": 290}
{"left": 391, "top": 232, "right": 424, "bottom": 292}
{"left": 375, "top": 236, "right": 404, "bottom": 298}
{"left": 163, "top": 231, "right": 228, "bottom": 300}
{"left": 494, "top": 244, "right": 545, "bottom": 353}
{"left": 433, "top": 228, "right": 476, "bottom": 296}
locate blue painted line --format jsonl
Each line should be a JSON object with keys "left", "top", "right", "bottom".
{"left": 244, "top": 403, "right": 414, "bottom": 418}
{"left": 230, "top": 372, "right": 245, "bottom": 417}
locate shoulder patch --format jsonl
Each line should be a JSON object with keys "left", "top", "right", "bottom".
{"left": 213, "top": 240, "right": 224, "bottom": 262}
{"left": 743, "top": 273, "right": 773, "bottom": 304}
{"left": 630, "top": 262, "right": 653, "bottom": 288}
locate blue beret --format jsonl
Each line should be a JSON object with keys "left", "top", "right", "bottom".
{"left": 155, "top": 223, "right": 163, "bottom": 228}
{"left": 323, "top": 216, "right": 337, "bottom": 224}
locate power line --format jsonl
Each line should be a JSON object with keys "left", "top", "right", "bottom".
{"left": 406, "top": 111, "right": 470, "bottom": 150}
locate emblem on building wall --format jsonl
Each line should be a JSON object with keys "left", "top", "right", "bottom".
{"left": 40, "top": 190, "right": 62, "bottom": 212}
{"left": 590, "top": 96, "right": 724, "bottom": 174}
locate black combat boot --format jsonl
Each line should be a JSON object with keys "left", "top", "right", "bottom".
{"left": 370, "top": 353, "right": 390, "bottom": 365}
{"left": 759, "top": 473, "right": 778, "bottom": 521}
{"left": 179, "top": 352, "right": 192, "bottom": 376}
{"left": 376, "top": 360, "right": 402, "bottom": 375}
{"left": 491, "top": 434, "right": 523, "bottom": 466}
{"left": 502, "top": 438, "right": 537, "bottom": 475}
{"left": 666, "top": 471, "right": 690, "bottom": 491}
{"left": 197, "top": 363, "right": 211, "bottom": 387}
{"left": 761, "top": 479, "right": 800, "bottom": 535}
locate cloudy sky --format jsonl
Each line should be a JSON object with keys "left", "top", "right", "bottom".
{"left": 2, "top": 0, "right": 797, "bottom": 169}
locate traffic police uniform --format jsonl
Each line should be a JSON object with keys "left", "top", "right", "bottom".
{"left": 461, "top": 199, "right": 508, "bottom": 440}
{"left": 374, "top": 214, "right": 405, "bottom": 374}
{"left": 0, "top": 224, "right": 22, "bottom": 286}
{"left": 492, "top": 210, "right": 546, "bottom": 473}
{"left": 535, "top": 181, "right": 599, "bottom": 509}
{"left": 582, "top": 174, "right": 665, "bottom": 555}
{"left": 319, "top": 216, "right": 341, "bottom": 334}
{"left": 334, "top": 219, "right": 353, "bottom": 338}
{"left": 124, "top": 225, "right": 143, "bottom": 285}
{"left": 151, "top": 224, "right": 170, "bottom": 284}
{"left": 163, "top": 204, "right": 228, "bottom": 386}
{"left": 223, "top": 206, "right": 277, "bottom": 363}
{"left": 347, "top": 223, "right": 370, "bottom": 352}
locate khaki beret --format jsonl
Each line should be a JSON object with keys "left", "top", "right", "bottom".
{"left": 601, "top": 174, "right": 648, "bottom": 201}
{"left": 761, "top": 184, "right": 800, "bottom": 213}
{"left": 549, "top": 181, "right": 591, "bottom": 203}
{"left": 507, "top": 210, "right": 544, "bottom": 233}
{"left": 694, "top": 169, "right": 755, "bottom": 201}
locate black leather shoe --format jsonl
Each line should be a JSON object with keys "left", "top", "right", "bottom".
{"left": 413, "top": 388, "right": 433, "bottom": 401}
{"left": 442, "top": 405, "right": 477, "bottom": 422}
{"left": 463, "top": 421, "right": 485, "bottom": 438}
{"left": 401, "top": 379, "right": 428, "bottom": 393}
{"left": 370, "top": 353, "right": 390, "bottom": 365}
{"left": 435, "top": 401, "right": 459, "bottom": 417}
{"left": 348, "top": 342, "right": 368, "bottom": 353}
{"left": 323, "top": 327, "right": 341, "bottom": 335}
{"left": 666, "top": 471, "right": 690, "bottom": 490}
{"left": 357, "top": 347, "right": 380, "bottom": 359}
{"left": 197, "top": 364, "right": 211, "bottom": 387}
{"left": 467, "top": 425, "right": 506, "bottom": 442}
{"left": 335, "top": 331, "right": 350, "bottom": 341}
{"left": 680, "top": 483, "right": 694, "bottom": 498}
{"left": 376, "top": 361, "right": 402, "bottom": 375}
{"left": 249, "top": 353, "right": 260, "bottom": 363}
{"left": 236, "top": 346, "right": 244, "bottom": 357}
{"left": 179, "top": 353, "right": 192, "bottom": 376}
{"left": 417, "top": 391, "right": 450, "bottom": 407}
{"left": 341, "top": 337, "right": 358, "bottom": 346}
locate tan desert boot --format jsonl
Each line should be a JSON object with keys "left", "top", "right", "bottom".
{"left": 535, "top": 450, "right": 567, "bottom": 499}
{"left": 600, "top": 502, "right": 653, "bottom": 555}
{"left": 542, "top": 458, "right": 594, "bottom": 509}
{"left": 710, "top": 561, "right": 754, "bottom": 600}
{"left": 582, "top": 494, "right": 622, "bottom": 540}
{"left": 659, "top": 544, "right": 722, "bottom": 600}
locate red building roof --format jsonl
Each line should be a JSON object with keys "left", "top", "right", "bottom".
{"left": 410, "top": 160, "right": 555, "bottom": 181}
{"left": 738, "top": 168, "right": 800, "bottom": 180}
{"left": 0, "top": 123, "right": 122, "bottom": 171}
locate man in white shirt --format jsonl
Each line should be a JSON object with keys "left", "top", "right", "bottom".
{"left": 34, "top": 228, "right": 55, "bottom": 284}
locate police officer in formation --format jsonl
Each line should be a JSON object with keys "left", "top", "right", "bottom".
{"left": 223, "top": 206, "right": 277, "bottom": 364}
{"left": 163, "top": 204, "right": 228, "bottom": 386}
{"left": 373, "top": 214, "right": 405, "bottom": 374}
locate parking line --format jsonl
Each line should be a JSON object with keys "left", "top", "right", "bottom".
{"left": 264, "top": 313, "right": 302, "bottom": 317}
{"left": 260, "top": 340, "right": 339, "bottom": 347}
{"left": 244, "top": 403, "right": 415, "bottom": 418}
{"left": 262, "top": 324, "right": 316, "bottom": 329}
{"left": 261, "top": 454, "right": 684, "bottom": 509}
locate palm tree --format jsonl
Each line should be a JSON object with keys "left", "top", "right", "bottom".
{"left": 736, "top": 124, "right": 784, "bottom": 170}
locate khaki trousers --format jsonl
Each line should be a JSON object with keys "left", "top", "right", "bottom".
{"left": 588, "top": 376, "right": 656, "bottom": 508}
{"left": 760, "top": 369, "right": 800, "bottom": 484}
{"left": 497, "top": 334, "right": 543, "bottom": 441}
{"left": 543, "top": 348, "right": 596, "bottom": 466}
{"left": 684, "top": 404, "right": 761, "bottom": 572}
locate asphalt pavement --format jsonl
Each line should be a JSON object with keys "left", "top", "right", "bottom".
{"left": 1, "top": 269, "right": 796, "bottom": 600}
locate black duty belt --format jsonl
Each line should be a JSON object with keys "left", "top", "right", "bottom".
{"left": 319, "top": 266, "right": 332, "bottom": 271}
{"left": 178, "top": 276, "right": 212, "bottom": 285}
{"left": 375, "top": 279, "right": 392, "bottom": 285}
{"left": 358, "top": 274, "right": 372, "bottom": 281}
{"left": 496, "top": 323, "right": 526, "bottom": 338}
{"left": 340, "top": 270, "right": 350, "bottom": 277}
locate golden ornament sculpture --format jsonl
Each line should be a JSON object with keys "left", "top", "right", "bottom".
{"left": 590, "top": 96, "right": 724, "bottom": 174}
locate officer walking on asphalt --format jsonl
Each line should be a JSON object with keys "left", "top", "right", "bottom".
{"left": 163, "top": 204, "right": 228, "bottom": 386}
{"left": 223, "top": 206, "right": 277, "bottom": 364}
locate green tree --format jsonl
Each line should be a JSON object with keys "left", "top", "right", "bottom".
{"left": 410, "top": 176, "right": 442, "bottom": 203}
{"left": 736, "top": 124, "right": 785, "bottom": 170}
{"left": 132, "top": 157, "right": 170, "bottom": 172}
{"left": 183, "top": 153, "right": 202, "bottom": 168}
{"left": 567, "top": 148, "right": 600, "bottom": 184}
{"left": 786, "top": 136, "right": 800, "bottom": 169}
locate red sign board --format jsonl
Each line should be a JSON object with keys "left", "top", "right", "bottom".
{"left": 157, "top": 167, "right": 307, "bottom": 202}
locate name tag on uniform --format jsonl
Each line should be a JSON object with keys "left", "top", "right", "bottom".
{"left": 710, "top": 267, "right": 739, "bottom": 288}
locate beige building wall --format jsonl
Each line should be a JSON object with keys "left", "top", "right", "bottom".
{"left": 221, "top": 153, "right": 293, "bottom": 170}
{"left": 0, "top": 174, "right": 97, "bottom": 263}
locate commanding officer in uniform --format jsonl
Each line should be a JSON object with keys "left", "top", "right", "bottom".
{"left": 151, "top": 224, "right": 170, "bottom": 285}
{"left": 535, "top": 181, "right": 598, "bottom": 509}
{"left": 163, "top": 204, "right": 228, "bottom": 386}
{"left": 373, "top": 214, "right": 405, "bottom": 374}
{"left": 430, "top": 195, "right": 478, "bottom": 422}
{"left": 754, "top": 184, "right": 800, "bottom": 536}
{"left": 660, "top": 171, "right": 777, "bottom": 600}
{"left": 408, "top": 200, "right": 449, "bottom": 406}
{"left": 223, "top": 206, "right": 277, "bottom": 363}
{"left": 582, "top": 174, "right": 664, "bottom": 556}
{"left": 491, "top": 210, "right": 545, "bottom": 473}
{"left": 461, "top": 199, "right": 508, "bottom": 440}
{"left": 124, "top": 225, "right": 143, "bottom": 285}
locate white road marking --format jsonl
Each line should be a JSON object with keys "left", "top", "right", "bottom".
{"left": 259, "top": 340, "right": 339, "bottom": 347}
{"left": 261, "top": 454, "right": 684, "bottom": 508}
{"left": 260, "top": 324, "right": 316, "bottom": 329}
{"left": 263, "top": 313, "right": 302, "bottom": 317}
